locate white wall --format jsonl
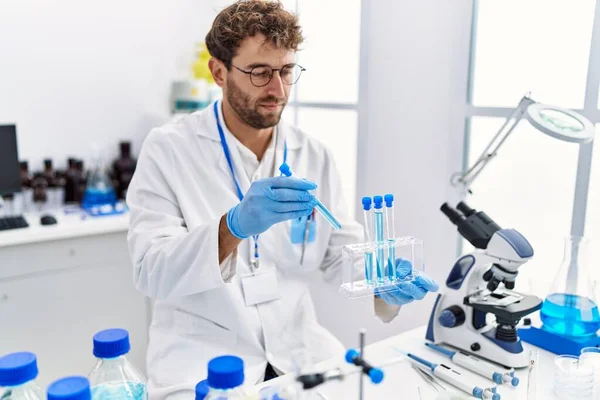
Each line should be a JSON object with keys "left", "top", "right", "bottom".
{"left": 309, "top": 0, "right": 474, "bottom": 347}
{"left": 0, "top": 0, "right": 223, "bottom": 172}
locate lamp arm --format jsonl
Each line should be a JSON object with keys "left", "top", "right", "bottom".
{"left": 454, "top": 96, "right": 536, "bottom": 192}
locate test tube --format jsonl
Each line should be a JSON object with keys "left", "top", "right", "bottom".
{"left": 373, "top": 196, "right": 386, "bottom": 284}
{"left": 362, "top": 197, "right": 374, "bottom": 285}
{"left": 279, "top": 163, "right": 342, "bottom": 230}
{"left": 384, "top": 194, "right": 395, "bottom": 281}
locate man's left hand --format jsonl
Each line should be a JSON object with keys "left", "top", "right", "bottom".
{"left": 375, "top": 258, "right": 439, "bottom": 306}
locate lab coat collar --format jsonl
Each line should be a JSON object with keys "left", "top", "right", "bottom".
{"left": 195, "top": 100, "right": 302, "bottom": 150}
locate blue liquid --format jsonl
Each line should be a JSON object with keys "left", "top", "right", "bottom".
{"left": 91, "top": 382, "right": 146, "bottom": 400}
{"left": 314, "top": 200, "right": 341, "bottom": 230}
{"left": 375, "top": 211, "right": 385, "bottom": 283}
{"left": 540, "top": 293, "right": 600, "bottom": 338}
{"left": 364, "top": 252, "right": 374, "bottom": 284}
{"left": 387, "top": 241, "right": 396, "bottom": 281}
{"left": 82, "top": 187, "right": 117, "bottom": 208}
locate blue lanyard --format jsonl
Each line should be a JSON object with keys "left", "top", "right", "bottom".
{"left": 213, "top": 101, "right": 287, "bottom": 266}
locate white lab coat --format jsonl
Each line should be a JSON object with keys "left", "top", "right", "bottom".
{"left": 126, "top": 102, "right": 396, "bottom": 400}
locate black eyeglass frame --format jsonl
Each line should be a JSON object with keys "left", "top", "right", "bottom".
{"left": 229, "top": 63, "right": 306, "bottom": 87}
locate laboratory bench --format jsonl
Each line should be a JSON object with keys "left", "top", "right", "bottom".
{"left": 257, "top": 326, "right": 555, "bottom": 400}
{"left": 0, "top": 210, "right": 150, "bottom": 388}
{"left": 0, "top": 211, "right": 558, "bottom": 398}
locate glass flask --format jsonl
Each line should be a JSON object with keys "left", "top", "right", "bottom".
{"left": 540, "top": 235, "right": 600, "bottom": 338}
{"left": 81, "top": 150, "right": 117, "bottom": 214}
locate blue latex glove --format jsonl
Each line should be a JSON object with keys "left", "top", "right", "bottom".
{"left": 375, "top": 258, "right": 439, "bottom": 305}
{"left": 227, "top": 176, "right": 318, "bottom": 239}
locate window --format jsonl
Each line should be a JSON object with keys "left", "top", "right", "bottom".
{"left": 295, "top": 108, "right": 358, "bottom": 212}
{"left": 584, "top": 125, "right": 600, "bottom": 282}
{"left": 283, "top": 0, "right": 362, "bottom": 212}
{"left": 471, "top": 1, "right": 595, "bottom": 109}
{"left": 462, "top": 1, "right": 600, "bottom": 290}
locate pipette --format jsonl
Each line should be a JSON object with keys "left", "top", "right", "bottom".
{"left": 384, "top": 194, "right": 396, "bottom": 281}
{"left": 279, "top": 163, "right": 341, "bottom": 230}
{"left": 362, "top": 197, "right": 375, "bottom": 285}
{"left": 527, "top": 350, "right": 538, "bottom": 400}
{"left": 425, "top": 343, "right": 519, "bottom": 387}
{"left": 406, "top": 352, "right": 501, "bottom": 400}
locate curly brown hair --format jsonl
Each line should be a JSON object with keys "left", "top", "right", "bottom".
{"left": 205, "top": 0, "right": 304, "bottom": 69}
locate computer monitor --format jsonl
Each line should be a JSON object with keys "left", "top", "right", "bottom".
{"left": 0, "top": 125, "right": 22, "bottom": 196}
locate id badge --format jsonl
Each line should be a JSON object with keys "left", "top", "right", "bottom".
{"left": 241, "top": 268, "right": 280, "bottom": 306}
{"left": 290, "top": 215, "right": 317, "bottom": 244}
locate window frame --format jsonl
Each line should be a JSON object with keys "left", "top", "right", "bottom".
{"left": 283, "top": 0, "right": 365, "bottom": 213}
{"left": 463, "top": 0, "right": 600, "bottom": 252}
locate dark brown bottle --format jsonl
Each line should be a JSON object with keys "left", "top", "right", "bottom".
{"left": 32, "top": 172, "right": 48, "bottom": 205}
{"left": 43, "top": 159, "right": 55, "bottom": 187}
{"left": 112, "top": 141, "right": 137, "bottom": 199}
{"left": 64, "top": 158, "right": 79, "bottom": 203}
{"left": 19, "top": 161, "right": 32, "bottom": 188}
{"left": 75, "top": 160, "right": 87, "bottom": 204}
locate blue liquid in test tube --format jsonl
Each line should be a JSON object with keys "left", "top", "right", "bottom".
{"left": 279, "top": 163, "right": 342, "bottom": 230}
{"left": 373, "top": 196, "right": 385, "bottom": 284}
{"left": 384, "top": 194, "right": 396, "bottom": 281}
{"left": 362, "top": 197, "right": 374, "bottom": 285}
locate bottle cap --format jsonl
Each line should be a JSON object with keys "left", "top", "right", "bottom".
{"left": 207, "top": 355, "right": 244, "bottom": 390}
{"left": 195, "top": 379, "right": 210, "bottom": 400}
{"left": 361, "top": 197, "right": 372, "bottom": 211}
{"left": 279, "top": 163, "right": 292, "bottom": 177}
{"left": 0, "top": 352, "right": 38, "bottom": 386}
{"left": 47, "top": 376, "right": 91, "bottom": 400}
{"left": 93, "top": 329, "right": 130, "bottom": 358}
{"left": 373, "top": 196, "right": 383, "bottom": 209}
{"left": 384, "top": 194, "right": 394, "bottom": 207}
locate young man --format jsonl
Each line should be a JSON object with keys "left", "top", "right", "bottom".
{"left": 126, "top": 1, "right": 438, "bottom": 398}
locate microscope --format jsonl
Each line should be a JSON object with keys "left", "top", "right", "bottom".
{"left": 426, "top": 202, "right": 543, "bottom": 368}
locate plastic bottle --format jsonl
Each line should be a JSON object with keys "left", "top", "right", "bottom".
{"left": 87, "top": 329, "right": 147, "bottom": 400}
{"left": 0, "top": 352, "right": 43, "bottom": 400}
{"left": 47, "top": 376, "right": 91, "bottom": 400}
{"left": 204, "top": 356, "right": 245, "bottom": 399}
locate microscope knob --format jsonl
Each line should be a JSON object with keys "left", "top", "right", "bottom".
{"left": 439, "top": 306, "right": 466, "bottom": 328}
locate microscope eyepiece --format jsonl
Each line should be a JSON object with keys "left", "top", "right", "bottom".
{"left": 457, "top": 202, "right": 476, "bottom": 217}
{"left": 440, "top": 203, "right": 465, "bottom": 225}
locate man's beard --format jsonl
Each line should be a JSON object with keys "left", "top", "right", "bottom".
{"left": 226, "top": 77, "right": 286, "bottom": 129}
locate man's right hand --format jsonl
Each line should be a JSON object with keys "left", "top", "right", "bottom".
{"left": 226, "top": 176, "right": 318, "bottom": 239}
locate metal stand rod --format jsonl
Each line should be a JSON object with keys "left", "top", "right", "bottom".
{"left": 359, "top": 329, "right": 365, "bottom": 400}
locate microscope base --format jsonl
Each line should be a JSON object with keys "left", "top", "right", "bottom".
{"left": 519, "top": 325, "right": 600, "bottom": 356}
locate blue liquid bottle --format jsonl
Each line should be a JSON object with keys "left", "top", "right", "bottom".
{"left": 0, "top": 352, "right": 43, "bottom": 400}
{"left": 540, "top": 236, "right": 600, "bottom": 337}
{"left": 88, "top": 329, "right": 147, "bottom": 400}
{"left": 204, "top": 356, "right": 245, "bottom": 399}
{"left": 47, "top": 376, "right": 91, "bottom": 400}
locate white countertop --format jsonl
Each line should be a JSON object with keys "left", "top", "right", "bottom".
{"left": 257, "top": 326, "right": 556, "bottom": 400}
{"left": 0, "top": 207, "right": 130, "bottom": 248}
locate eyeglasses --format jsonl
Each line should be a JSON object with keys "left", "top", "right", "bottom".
{"left": 230, "top": 63, "right": 306, "bottom": 87}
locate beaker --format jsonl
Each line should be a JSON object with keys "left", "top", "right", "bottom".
{"left": 81, "top": 152, "right": 117, "bottom": 211}
{"left": 540, "top": 235, "right": 600, "bottom": 338}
